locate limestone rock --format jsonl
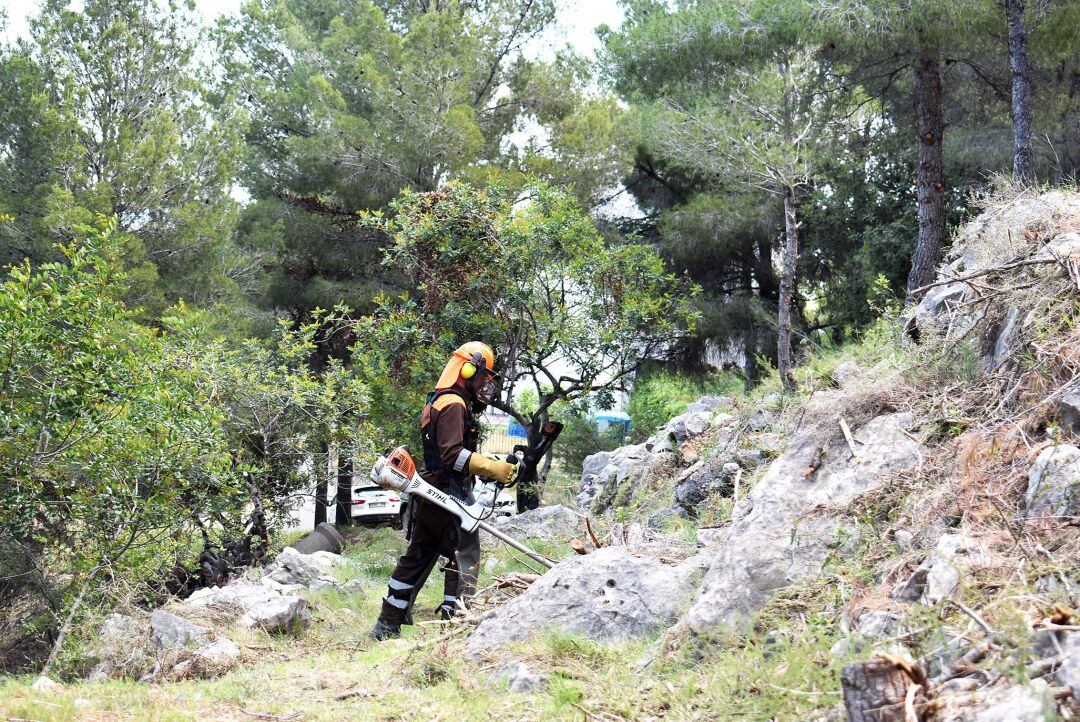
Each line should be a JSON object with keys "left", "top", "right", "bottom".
{"left": 936, "top": 679, "right": 1054, "bottom": 722}
{"left": 149, "top": 610, "right": 210, "bottom": 651}
{"left": 696, "top": 527, "right": 725, "bottom": 547}
{"left": 467, "top": 547, "right": 706, "bottom": 654}
{"left": 32, "top": 676, "right": 63, "bottom": 693}
{"left": 1025, "top": 444, "right": 1080, "bottom": 519}
{"left": 1056, "top": 630, "right": 1080, "bottom": 705}
{"left": 264, "top": 546, "right": 350, "bottom": 589}
{"left": 830, "top": 361, "right": 863, "bottom": 388}
{"left": 686, "top": 396, "right": 734, "bottom": 414}
{"left": 502, "top": 660, "right": 546, "bottom": 693}
{"left": 193, "top": 638, "right": 241, "bottom": 665}
{"left": 829, "top": 611, "right": 903, "bottom": 659}
{"left": 673, "top": 459, "right": 739, "bottom": 514}
{"left": 482, "top": 505, "right": 581, "bottom": 551}
{"left": 1036, "top": 231, "right": 1080, "bottom": 261}
{"left": 88, "top": 613, "right": 151, "bottom": 681}
{"left": 681, "top": 413, "right": 921, "bottom": 636}
{"left": 1061, "top": 391, "right": 1080, "bottom": 435}
{"left": 239, "top": 595, "right": 311, "bottom": 633}
{"left": 892, "top": 533, "right": 988, "bottom": 604}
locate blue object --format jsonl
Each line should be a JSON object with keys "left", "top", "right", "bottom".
{"left": 507, "top": 421, "right": 528, "bottom": 438}
{"left": 592, "top": 411, "right": 631, "bottom": 432}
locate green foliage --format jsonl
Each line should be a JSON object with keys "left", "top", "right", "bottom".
{"left": 0, "top": 221, "right": 370, "bottom": 666}
{"left": 0, "top": 219, "right": 234, "bottom": 618}
{"left": 358, "top": 180, "right": 697, "bottom": 440}
{"left": 1, "top": 0, "right": 248, "bottom": 320}
{"left": 627, "top": 369, "right": 742, "bottom": 441}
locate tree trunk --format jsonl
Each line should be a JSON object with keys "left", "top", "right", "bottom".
{"left": 334, "top": 454, "right": 353, "bottom": 529}
{"left": 1006, "top": 0, "right": 1035, "bottom": 185}
{"left": 777, "top": 185, "right": 799, "bottom": 391}
{"left": 906, "top": 33, "right": 947, "bottom": 302}
{"left": 516, "top": 419, "right": 544, "bottom": 512}
{"left": 841, "top": 658, "right": 924, "bottom": 722}
{"left": 314, "top": 441, "right": 329, "bottom": 527}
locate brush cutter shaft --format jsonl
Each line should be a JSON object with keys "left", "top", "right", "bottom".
{"left": 476, "top": 520, "right": 555, "bottom": 569}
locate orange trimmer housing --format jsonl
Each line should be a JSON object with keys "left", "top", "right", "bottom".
{"left": 386, "top": 446, "right": 416, "bottom": 479}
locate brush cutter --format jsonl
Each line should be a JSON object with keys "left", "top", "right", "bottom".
{"left": 370, "top": 446, "right": 556, "bottom": 569}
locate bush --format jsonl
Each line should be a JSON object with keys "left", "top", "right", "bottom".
{"left": 0, "top": 221, "right": 370, "bottom": 671}
{"left": 627, "top": 369, "right": 742, "bottom": 440}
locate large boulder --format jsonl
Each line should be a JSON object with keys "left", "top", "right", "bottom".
{"left": 681, "top": 412, "right": 921, "bottom": 637}
{"left": 185, "top": 579, "right": 311, "bottom": 634}
{"left": 482, "top": 505, "right": 582, "bottom": 551}
{"left": 88, "top": 613, "right": 152, "bottom": 681}
{"left": 467, "top": 547, "right": 708, "bottom": 655}
{"left": 577, "top": 443, "right": 654, "bottom": 510}
{"left": 239, "top": 596, "right": 311, "bottom": 633}
{"left": 1026, "top": 444, "right": 1080, "bottom": 519}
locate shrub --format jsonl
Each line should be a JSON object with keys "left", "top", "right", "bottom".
{"left": 627, "top": 369, "right": 742, "bottom": 440}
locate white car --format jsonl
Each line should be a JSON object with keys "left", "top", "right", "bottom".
{"left": 351, "top": 483, "right": 407, "bottom": 528}
{"left": 475, "top": 481, "right": 517, "bottom": 518}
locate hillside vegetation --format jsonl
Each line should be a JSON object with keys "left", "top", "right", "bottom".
{"left": 2, "top": 187, "right": 1078, "bottom": 720}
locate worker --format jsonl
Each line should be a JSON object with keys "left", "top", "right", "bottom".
{"left": 368, "top": 342, "right": 518, "bottom": 640}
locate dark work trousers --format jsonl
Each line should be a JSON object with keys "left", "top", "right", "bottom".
{"left": 378, "top": 497, "right": 460, "bottom": 626}
{"left": 442, "top": 487, "right": 480, "bottom": 613}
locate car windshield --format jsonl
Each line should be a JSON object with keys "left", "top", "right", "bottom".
{"left": 355, "top": 484, "right": 383, "bottom": 492}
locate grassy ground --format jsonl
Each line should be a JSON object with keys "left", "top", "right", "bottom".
{"left": 0, "top": 520, "right": 864, "bottom": 722}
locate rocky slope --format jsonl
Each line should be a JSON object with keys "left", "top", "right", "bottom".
{"left": 466, "top": 188, "right": 1080, "bottom": 719}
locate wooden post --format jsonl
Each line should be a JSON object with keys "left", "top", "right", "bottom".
{"left": 841, "top": 657, "right": 925, "bottom": 722}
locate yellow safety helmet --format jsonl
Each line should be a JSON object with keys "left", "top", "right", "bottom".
{"left": 435, "top": 342, "right": 496, "bottom": 390}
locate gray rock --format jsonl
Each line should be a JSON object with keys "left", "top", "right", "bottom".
{"left": 186, "top": 579, "right": 280, "bottom": 613}
{"left": 829, "top": 610, "right": 904, "bottom": 659}
{"left": 673, "top": 459, "right": 739, "bottom": 514}
{"left": 686, "top": 396, "right": 733, "bottom": 414}
{"left": 892, "top": 533, "right": 987, "bottom": 605}
{"left": 683, "top": 411, "right": 713, "bottom": 438}
{"left": 467, "top": 547, "right": 707, "bottom": 654}
{"left": 681, "top": 413, "right": 921, "bottom": 637}
{"left": 1061, "top": 391, "right": 1080, "bottom": 435}
{"left": 193, "top": 638, "right": 241, "bottom": 665}
{"left": 483, "top": 505, "right": 581, "bottom": 551}
{"left": 265, "top": 546, "right": 349, "bottom": 589}
{"left": 892, "top": 529, "right": 915, "bottom": 552}
{"left": 747, "top": 409, "right": 771, "bottom": 432}
{"left": 830, "top": 362, "right": 863, "bottom": 388}
{"left": 1026, "top": 444, "right": 1080, "bottom": 519}
{"left": 88, "top": 613, "right": 151, "bottom": 681}
{"left": 149, "top": 610, "right": 210, "bottom": 651}
{"left": 696, "top": 527, "right": 726, "bottom": 547}
{"left": 239, "top": 595, "right": 311, "bottom": 633}
{"left": 937, "top": 680, "right": 1054, "bottom": 722}
{"left": 986, "top": 306, "right": 1020, "bottom": 370}
{"left": 503, "top": 661, "right": 546, "bottom": 693}
{"left": 1036, "top": 231, "right": 1080, "bottom": 261}
{"left": 1057, "top": 631, "right": 1080, "bottom": 705}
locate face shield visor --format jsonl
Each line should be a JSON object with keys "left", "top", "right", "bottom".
{"left": 473, "top": 370, "right": 499, "bottom": 408}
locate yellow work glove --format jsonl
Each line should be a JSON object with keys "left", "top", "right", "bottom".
{"left": 468, "top": 452, "right": 516, "bottom": 484}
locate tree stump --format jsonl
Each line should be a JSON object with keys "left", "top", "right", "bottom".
{"left": 841, "top": 657, "right": 924, "bottom": 722}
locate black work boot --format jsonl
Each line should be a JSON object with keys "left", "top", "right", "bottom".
{"left": 368, "top": 617, "right": 401, "bottom": 641}
{"left": 435, "top": 602, "right": 456, "bottom": 620}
